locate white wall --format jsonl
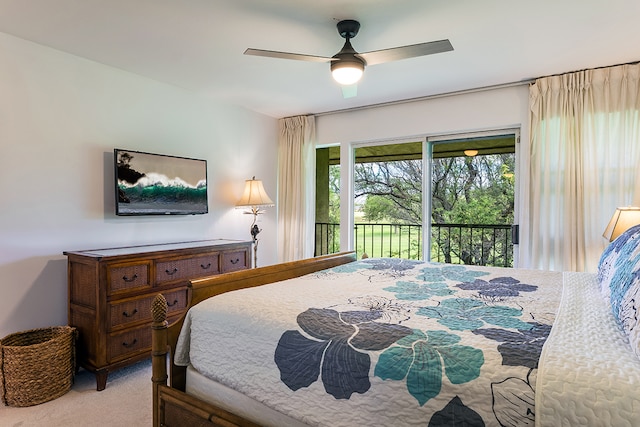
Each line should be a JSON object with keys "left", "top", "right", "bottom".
{"left": 0, "top": 33, "right": 278, "bottom": 338}
{"left": 316, "top": 85, "right": 528, "bottom": 146}
{"left": 315, "top": 85, "right": 532, "bottom": 266}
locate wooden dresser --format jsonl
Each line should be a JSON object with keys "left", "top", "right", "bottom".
{"left": 64, "top": 239, "right": 251, "bottom": 391}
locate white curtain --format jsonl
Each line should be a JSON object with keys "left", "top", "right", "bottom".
{"left": 528, "top": 63, "right": 640, "bottom": 272}
{"left": 277, "top": 115, "right": 316, "bottom": 262}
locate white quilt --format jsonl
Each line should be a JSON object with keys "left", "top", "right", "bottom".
{"left": 536, "top": 272, "right": 640, "bottom": 426}
{"left": 176, "top": 258, "right": 573, "bottom": 426}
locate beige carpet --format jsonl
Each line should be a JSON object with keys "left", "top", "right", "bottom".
{"left": 1, "top": 359, "right": 152, "bottom": 426}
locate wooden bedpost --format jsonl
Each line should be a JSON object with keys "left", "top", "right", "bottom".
{"left": 151, "top": 294, "right": 169, "bottom": 427}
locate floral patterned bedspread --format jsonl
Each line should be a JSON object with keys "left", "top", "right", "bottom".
{"left": 175, "top": 258, "right": 563, "bottom": 426}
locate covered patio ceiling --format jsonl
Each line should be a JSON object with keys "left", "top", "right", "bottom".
{"left": 327, "top": 135, "right": 516, "bottom": 164}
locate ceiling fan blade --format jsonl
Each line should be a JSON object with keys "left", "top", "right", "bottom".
{"left": 359, "top": 39, "right": 453, "bottom": 66}
{"left": 244, "top": 48, "right": 332, "bottom": 63}
{"left": 341, "top": 84, "right": 358, "bottom": 99}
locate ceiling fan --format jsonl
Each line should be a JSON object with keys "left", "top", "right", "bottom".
{"left": 244, "top": 19, "right": 453, "bottom": 97}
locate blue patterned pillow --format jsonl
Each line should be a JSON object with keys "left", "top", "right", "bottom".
{"left": 597, "top": 224, "right": 640, "bottom": 357}
{"left": 598, "top": 224, "right": 640, "bottom": 298}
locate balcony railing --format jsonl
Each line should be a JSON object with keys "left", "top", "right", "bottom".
{"left": 314, "top": 222, "right": 514, "bottom": 267}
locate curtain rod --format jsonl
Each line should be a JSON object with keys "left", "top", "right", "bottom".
{"left": 534, "top": 59, "right": 640, "bottom": 82}
{"left": 311, "top": 59, "right": 640, "bottom": 118}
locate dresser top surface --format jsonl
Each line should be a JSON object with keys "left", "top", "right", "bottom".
{"left": 64, "top": 239, "right": 251, "bottom": 259}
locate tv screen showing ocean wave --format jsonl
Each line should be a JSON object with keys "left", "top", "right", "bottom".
{"left": 114, "top": 149, "right": 208, "bottom": 216}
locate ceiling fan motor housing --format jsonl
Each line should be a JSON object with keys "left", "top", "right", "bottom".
{"left": 331, "top": 38, "right": 366, "bottom": 66}
{"left": 336, "top": 19, "right": 360, "bottom": 39}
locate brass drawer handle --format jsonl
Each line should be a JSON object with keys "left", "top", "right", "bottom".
{"left": 200, "top": 263, "right": 212, "bottom": 269}
{"left": 122, "top": 338, "right": 138, "bottom": 348}
{"left": 167, "top": 299, "right": 179, "bottom": 307}
{"left": 122, "top": 308, "right": 138, "bottom": 318}
{"left": 165, "top": 268, "right": 178, "bottom": 276}
{"left": 122, "top": 274, "right": 138, "bottom": 282}
{"left": 230, "top": 258, "right": 240, "bottom": 265}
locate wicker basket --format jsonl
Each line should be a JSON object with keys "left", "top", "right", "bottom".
{"left": 0, "top": 326, "right": 76, "bottom": 407}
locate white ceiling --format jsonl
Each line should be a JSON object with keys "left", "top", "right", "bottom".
{"left": 1, "top": 0, "right": 639, "bottom": 118}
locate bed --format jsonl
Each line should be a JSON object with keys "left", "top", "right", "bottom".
{"left": 151, "top": 225, "right": 640, "bottom": 426}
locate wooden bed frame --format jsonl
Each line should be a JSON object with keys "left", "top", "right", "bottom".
{"left": 150, "top": 251, "right": 357, "bottom": 427}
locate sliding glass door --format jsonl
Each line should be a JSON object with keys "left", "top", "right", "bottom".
{"left": 427, "top": 131, "right": 518, "bottom": 267}
{"left": 316, "top": 129, "right": 519, "bottom": 267}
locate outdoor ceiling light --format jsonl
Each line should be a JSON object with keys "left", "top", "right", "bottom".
{"left": 464, "top": 149, "right": 479, "bottom": 157}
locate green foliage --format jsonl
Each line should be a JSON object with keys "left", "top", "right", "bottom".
{"left": 429, "top": 154, "right": 515, "bottom": 265}
{"left": 431, "top": 154, "right": 514, "bottom": 225}
{"left": 322, "top": 148, "right": 515, "bottom": 266}
{"left": 328, "top": 165, "right": 341, "bottom": 224}
{"left": 363, "top": 195, "right": 394, "bottom": 222}
{"left": 355, "top": 160, "right": 422, "bottom": 224}
{"left": 353, "top": 153, "right": 514, "bottom": 228}
{"left": 450, "top": 195, "right": 505, "bottom": 224}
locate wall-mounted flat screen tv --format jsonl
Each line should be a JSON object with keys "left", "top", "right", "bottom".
{"left": 114, "top": 148, "right": 208, "bottom": 216}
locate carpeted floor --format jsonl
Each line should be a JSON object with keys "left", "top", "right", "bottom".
{"left": 1, "top": 359, "right": 152, "bottom": 426}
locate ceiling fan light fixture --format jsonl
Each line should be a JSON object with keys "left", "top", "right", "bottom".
{"left": 331, "top": 36, "right": 365, "bottom": 85}
{"left": 331, "top": 61, "right": 364, "bottom": 85}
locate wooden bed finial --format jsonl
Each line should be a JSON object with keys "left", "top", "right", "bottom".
{"left": 151, "top": 294, "right": 168, "bottom": 323}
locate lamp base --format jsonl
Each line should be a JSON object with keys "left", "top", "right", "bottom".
{"left": 252, "top": 237, "right": 259, "bottom": 268}
{"left": 249, "top": 212, "right": 260, "bottom": 268}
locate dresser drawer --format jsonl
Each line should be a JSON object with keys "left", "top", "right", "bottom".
{"left": 107, "top": 262, "right": 151, "bottom": 294}
{"left": 107, "top": 324, "right": 151, "bottom": 363}
{"left": 156, "top": 254, "right": 220, "bottom": 284}
{"left": 161, "top": 289, "right": 189, "bottom": 314}
{"left": 108, "top": 289, "right": 188, "bottom": 330}
{"left": 221, "top": 249, "right": 249, "bottom": 272}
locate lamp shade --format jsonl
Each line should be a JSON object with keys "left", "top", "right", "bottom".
{"left": 603, "top": 207, "right": 640, "bottom": 242}
{"left": 236, "top": 177, "right": 274, "bottom": 208}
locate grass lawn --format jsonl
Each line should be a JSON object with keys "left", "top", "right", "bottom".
{"left": 319, "top": 219, "right": 512, "bottom": 267}
{"left": 354, "top": 223, "right": 423, "bottom": 260}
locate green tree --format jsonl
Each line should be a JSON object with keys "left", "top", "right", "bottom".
{"left": 352, "top": 153, "right": 515, "bottom": 266}
{"left": 362, "top": 195, "right": 395, "bottom": 222}
{"left": 328, "top": 164, "right": 341, "bottom": 224}
{"left": 430, "top": 154, "right": 514, "bottom": 265}
{"left": 432, "top": 155, "right": 514, "bottom": 226}
{"left": 355, "top": 160, "right": 422, "bottom": 224}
